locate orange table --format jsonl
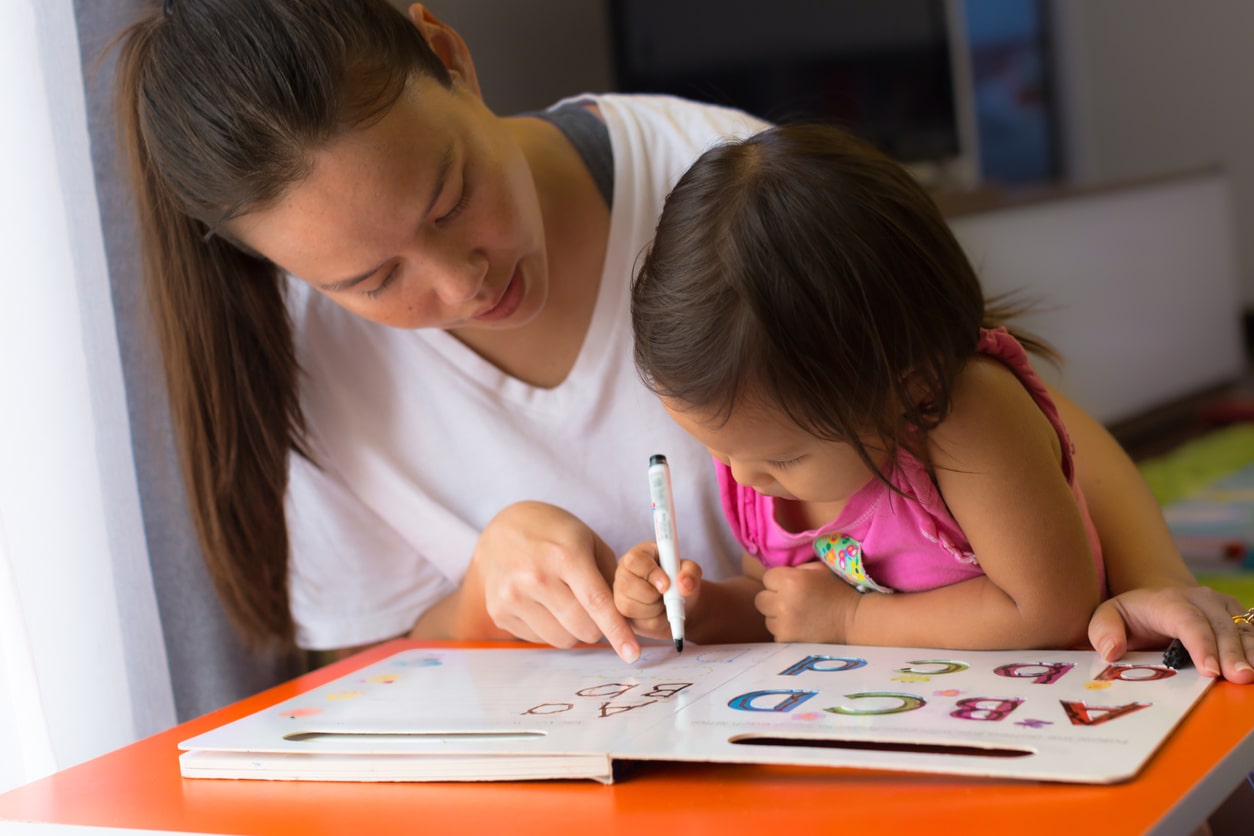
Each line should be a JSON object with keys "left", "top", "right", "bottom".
{"left": 1, "top": 639, "right": 1252, "bottom": 836}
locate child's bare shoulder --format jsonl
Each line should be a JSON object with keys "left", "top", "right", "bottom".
{"left": 929, "top": 357, "right": 1061, "bottom": 467}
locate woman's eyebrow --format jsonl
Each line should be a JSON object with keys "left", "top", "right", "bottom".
{"left": 315, "top": 142, "right": 455, "bottom": 293}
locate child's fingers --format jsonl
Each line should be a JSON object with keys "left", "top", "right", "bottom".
{"left": 614, "top": 565, "right": 664, "bottom": 610}
{"left": 753, "top": 584, "right": 779, "bottom": 618}
{"left": 759, "top": 565, "right": 794, "bottom": 593}
{"left": 644, "top": 557, "right": 705, "bottom": 600}
{"left": 613, "top": 542, "right": 666, "bottom": 618}
{"left": 755, "top": 588, "right": 786, "bottom": 640}
{"left": 794, "top": 561, "right": 830, "bottom": 572}
{"left": 675, "top": 559, "right": 703, "bottom": 596}
{"left": 617, "top": 541, "right": 661, "bottom": 579}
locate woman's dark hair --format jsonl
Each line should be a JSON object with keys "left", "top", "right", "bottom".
{"left": 632, "top": 122, "right": 1054, "bottom": 480}
{"left": 113, "top": 0, "right": 452, "bottom": 647}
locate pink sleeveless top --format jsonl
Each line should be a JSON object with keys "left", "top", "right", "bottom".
{"left": 717, "top": 328, "right": 1106, "bottom": 596}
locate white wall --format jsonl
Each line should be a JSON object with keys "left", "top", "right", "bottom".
{"left": 410, "top": 0, "right": 1254, "bottom": 307}
{"left": 1053, "top": 1, "right": 1254, "bottom": 307}
{"left": 950, "top": 171, "right": 1245, "bottom": 424}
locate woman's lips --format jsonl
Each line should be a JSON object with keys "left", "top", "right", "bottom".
{"left": 472, "top": 267, "right": 523, "bottom": 322}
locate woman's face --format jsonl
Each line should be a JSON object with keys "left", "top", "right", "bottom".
{"left": 233, "top": 75, "right": 548, "bottom": 332}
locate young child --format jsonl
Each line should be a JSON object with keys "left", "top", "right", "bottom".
{"left": 616, "top": 122, "right": 1106, "bottom": 651}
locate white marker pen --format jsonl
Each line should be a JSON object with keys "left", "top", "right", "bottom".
{"left": 648, "top": 454, "right": 686, "bottom": 652}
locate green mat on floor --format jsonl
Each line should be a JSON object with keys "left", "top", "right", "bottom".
{"left": 1138, "top": 423, "right": 1254, "bottom": 506}
{"left": 1192, "top": 571, "right": 1254, "bottom": 602}
{"left": 1137, "top": 423, "right": 1254, "bottom": 600}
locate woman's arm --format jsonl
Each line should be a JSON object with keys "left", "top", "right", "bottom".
{"left": 407, "top": 564, "right": 514, "bottom": 642}
{"left": 1051, "top": 386, "right": 1254, "bottom": 682}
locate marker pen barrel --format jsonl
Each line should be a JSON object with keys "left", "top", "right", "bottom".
{"left": 648, "top": 454, "right": 686, "bottom": 652}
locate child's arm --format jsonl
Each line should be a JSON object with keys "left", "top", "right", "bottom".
{"left": 614, "top": 544, "right": 771, "bottom": 644}
{"left": 1049, "top": 387, "right": 1194, "bottom": 591}
{"left": 769, "top": 358, "right": 1100, "bottom": 649}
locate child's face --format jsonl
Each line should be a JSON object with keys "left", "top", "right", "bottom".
{"left": 232, "top": 75, "right": 548, "bottom": 333}
{"left": 661, "top": 397, "right": 885, "bottom": 504}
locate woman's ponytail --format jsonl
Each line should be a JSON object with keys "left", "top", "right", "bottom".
{"left": 112, "top": 0, "right": 452, "bottom": 648}
{"left": 116, "top": 18, "right": 305, "bottom": 647}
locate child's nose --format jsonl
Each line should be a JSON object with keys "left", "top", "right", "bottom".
{"left": 729, "top": 460, "right": 770, "bottom": 491}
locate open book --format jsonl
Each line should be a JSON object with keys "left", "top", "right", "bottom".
{"left": 179, "top": 642, "right": 1212, "bottom": 785}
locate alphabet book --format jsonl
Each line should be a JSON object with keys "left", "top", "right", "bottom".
{"left": 178, "top": 642, "right": 1212, "bottom": 784}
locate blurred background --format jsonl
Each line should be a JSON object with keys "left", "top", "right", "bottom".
{"left": 419, "top": 0, "right": 1254, "bottom": 307}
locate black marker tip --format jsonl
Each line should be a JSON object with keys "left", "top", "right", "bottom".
{"left": 675, "top": 638, "right": 684, "bottom": 653}
{"left": 1162, "top": 637, "right": 1192, "bottom": 670}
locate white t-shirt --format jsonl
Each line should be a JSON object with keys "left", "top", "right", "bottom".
{"left": 284, "top": 94, "right": 770, "bottom": 650}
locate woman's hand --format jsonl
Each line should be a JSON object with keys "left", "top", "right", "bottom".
{"left": 613, "top": 541, "right": 703, "bottom": 641}
{"left": 1088, "top": 584, "right": 1254, "bottom": 683}
{"left": 465, "top": 501, "right": 641, "bottom": 663}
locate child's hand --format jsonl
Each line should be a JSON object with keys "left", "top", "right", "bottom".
{"left": 757, "top": 562, "right": 861, "bottom": 643}
{"left": 614, "top": 541, "right": 703, "bottom": 641}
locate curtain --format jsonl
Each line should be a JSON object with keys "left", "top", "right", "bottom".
{"left": 0, "top": 0, "right": 175, "bottom": 794}
{"left": 73, "top": 0, "right": 305, "bottom": 730}
{"left": 1, "top": 0, "right": 300, "bottom": 794}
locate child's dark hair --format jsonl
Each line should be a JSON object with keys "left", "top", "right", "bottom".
{"left": 113, "top": 0, "right": 451, "bottom": 647}
{"left": 632, "top": 122, "right": 1053, "bottom": 479}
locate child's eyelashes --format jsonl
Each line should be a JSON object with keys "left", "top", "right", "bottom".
{"left": 767, "top": 455, "right": 805, "bottom": 470}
